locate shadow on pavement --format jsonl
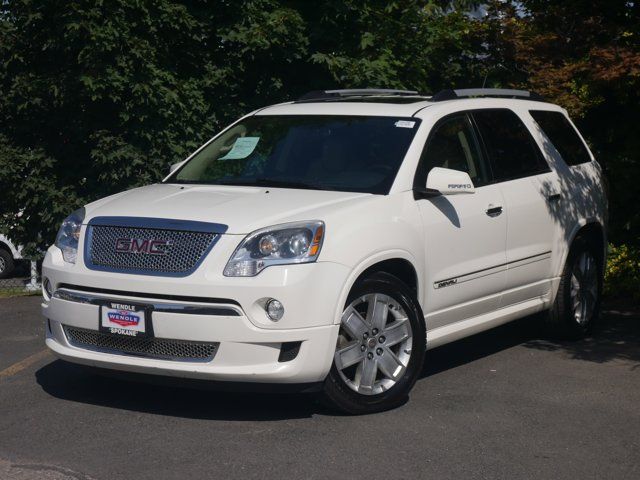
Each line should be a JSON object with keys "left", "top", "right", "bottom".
{"left": 421, "top": 314, "right": 543, "bottom": 378}
{"left": 35, "top": 361, "right": 324, "bottom": 421}
{"left": 523, "top": 308, "right": 640, "bottom": 368}
{"left": 35, "top": 307, "right": 639, "bottom": 419}
{"left": 422, "top": 308, "right": 640, "bottom": 377}
{"left": 422, "top": 307, "right": 640, "bottom": 379}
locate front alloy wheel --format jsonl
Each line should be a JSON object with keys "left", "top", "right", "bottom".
{"left": 323, "top": 272, "right": 426, "bottom": 414}
{"left": 335, "top": 293, "right": 413, "bottom": 395}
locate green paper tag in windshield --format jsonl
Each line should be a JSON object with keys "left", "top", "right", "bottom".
{"left": 219, "top": 137, "right": 260, "bottom": 160}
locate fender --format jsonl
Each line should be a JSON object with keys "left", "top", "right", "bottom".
{"left": 333, "top": 249, "right": 423, "bottom": 325}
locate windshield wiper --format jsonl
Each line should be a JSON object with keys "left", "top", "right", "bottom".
{"left": 168, "top": 178, "right": 333, "bottom": 191}
{"left": 252, "top": 178, "right": 329, "bottom": 190}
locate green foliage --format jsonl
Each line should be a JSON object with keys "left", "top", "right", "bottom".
{"left": 481, "top": 0, "right": 640, "bottom": 246}
{"left": 0, "top": 0, "right": 486, "bottom": 256}
{"left": 604, "top": 244, "right": 640, "bottom": 302}
{"left": 0, "top": 0, "right": 638, "bottom": 258}
{"left": 0, "top": 0, "right": 314, "bottom": 255}
{"left": 0, "top": 135, "right": 81, "bottom": 258}
{"left": 309, "top": 2, "right": 485, "bottom": 91}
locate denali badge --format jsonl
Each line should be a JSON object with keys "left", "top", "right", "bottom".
{"left": 434, "top": 278, "right": 458, "bottom": 289}
{"left": 115, "top": 238, "right": 172, "bottom": 255}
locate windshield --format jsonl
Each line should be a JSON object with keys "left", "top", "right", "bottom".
{"left": 166, "top": 115, "right": 420, "bottom": 194}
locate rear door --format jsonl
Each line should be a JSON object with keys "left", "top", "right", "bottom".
{"left": 471, "top": 109, "right": 557, "bottom": 306}
{"left": 415, "top": 113, "right": 507, "bottom": 328}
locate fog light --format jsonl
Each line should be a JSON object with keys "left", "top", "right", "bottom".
{"left": 266, "top": 299, "right": 284, "bottom": 321}
{"left": 42, "top": 277, "right": 52, "bottom": 300}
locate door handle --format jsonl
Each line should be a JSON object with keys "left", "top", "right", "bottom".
{"left": 486, "top": 204, "right": 503, "bottom": 217}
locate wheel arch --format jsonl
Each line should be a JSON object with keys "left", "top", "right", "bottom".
{"left": 566, "top": 220, "right": 607, "bottom": 269}
{"left": 333, "top": 251, "right": 422, "bottom": 326}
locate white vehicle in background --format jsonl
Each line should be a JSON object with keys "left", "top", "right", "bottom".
{"left": 0, "top": 234, "right": 22, "bottom": 279}
{"left": 42, "top": 88, "right": 607, "bottom": 414}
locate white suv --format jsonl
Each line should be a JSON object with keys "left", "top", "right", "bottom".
{"left": 42, "top": 88, "right": 607, "bottom": 414}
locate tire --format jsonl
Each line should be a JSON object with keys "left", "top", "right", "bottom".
{"left": 546, "top": 236, "right": 602, "bottom": 339}
{"left": 0, "top": 249, "right": 15, "bottom": 279}
{"left": 322, "top": 272, "right": 426, "bottom": 415}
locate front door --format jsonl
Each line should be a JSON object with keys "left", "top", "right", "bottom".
{"left": 415, "top": 113, "right": 507, "bottom": 329}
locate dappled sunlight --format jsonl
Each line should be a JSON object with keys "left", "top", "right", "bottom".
{"left": 523, "top": 308, "right": 640, "bottom": 368}
{"left": 535, "top": 130, "right": 606, "bottom": 242}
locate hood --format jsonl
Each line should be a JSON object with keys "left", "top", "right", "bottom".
{"left": 84, "top": 183, "right": 371, "bottom": 234}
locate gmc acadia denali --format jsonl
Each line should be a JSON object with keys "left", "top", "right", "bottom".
{"left": 42, "top": 88, "right": 607, "bottom": 414}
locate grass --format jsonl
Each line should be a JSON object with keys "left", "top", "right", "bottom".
{"left": 0, "top": 288, "right": 40, "bottom": 299}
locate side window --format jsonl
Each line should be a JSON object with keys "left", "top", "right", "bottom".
{"left": 472, "top": 109, "right": 549, "bottom": 182}
{"left": 530, "top": 110, "right": 592, "bottom": 166}
{"left": 416, "top": 114, "right": 490, "bottom": 187}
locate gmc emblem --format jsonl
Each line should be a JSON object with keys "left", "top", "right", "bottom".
{"left": 115, "top": 238, "right": 172, "bottom": 255}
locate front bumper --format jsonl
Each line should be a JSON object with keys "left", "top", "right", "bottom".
{"left": 42, "top": 245, "right": 348, "bottom": 384}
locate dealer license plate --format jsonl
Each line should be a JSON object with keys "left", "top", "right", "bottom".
{"left": 99, "top": 302, "right": 150, "bottom": 337}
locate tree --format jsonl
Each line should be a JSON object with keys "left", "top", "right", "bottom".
{"left": 1, "top": 0, "right": 637, "bottom": 258}
{"left": 0, "top": 0, "right": 481, "bottom": 256}
{"left": 0, "top": 0, "right": 309, "bottom": 256}
{"left": 480, "top": 0, "right": 640, "bottom": 245}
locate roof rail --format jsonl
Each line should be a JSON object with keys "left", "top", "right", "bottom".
{"left": 431, "top": 88, "right": 545, "bottom": 102}
{"left": 297, "top": 89, "right": 420, "bottom": 102}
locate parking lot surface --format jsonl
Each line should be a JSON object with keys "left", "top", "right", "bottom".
{"left": 0, "top": 295, "right": 638, "bottom": 480}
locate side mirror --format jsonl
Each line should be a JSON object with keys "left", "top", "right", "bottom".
{"left": 415, "top": 167, "right": 475, "bottom": 198}
{"left": 169, "top": 162, "right": 183, "bottom": 174}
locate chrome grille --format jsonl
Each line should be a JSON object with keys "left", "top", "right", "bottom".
{"left": 87, "top": 225, "right": 217, "bottom": 274}
{"left": 64, "top": 326, "right": 218, "bottom": 361}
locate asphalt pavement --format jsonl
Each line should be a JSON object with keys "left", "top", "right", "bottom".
{"left": 0, "top": 295, "right": 638, "bottom": 480}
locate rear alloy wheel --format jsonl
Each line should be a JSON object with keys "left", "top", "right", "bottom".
{"left": 570, "top": 250, "right": 599, "bottom": 326}
{"left": 323, "top": 273, "right": 425, "bottom": 414}
{"left": 547, "top": 237, "right": 602, "bottom": 339}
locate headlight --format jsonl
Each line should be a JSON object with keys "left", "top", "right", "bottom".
{"left": 224, "top": 221, "right": 324, "bottom": 277}
{"left": 55, "top": 208, "right": 85, "bottom": 264}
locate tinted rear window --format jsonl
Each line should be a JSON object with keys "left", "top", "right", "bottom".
{"left": 530, "top": 110, "right": 592, "bottom": 166}
{"left": 472, "top": 109, "right": 549, "bottom": 182}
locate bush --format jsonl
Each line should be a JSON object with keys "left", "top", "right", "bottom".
{"left": 604, "top": 244, "right": 640, "bottom": 302}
